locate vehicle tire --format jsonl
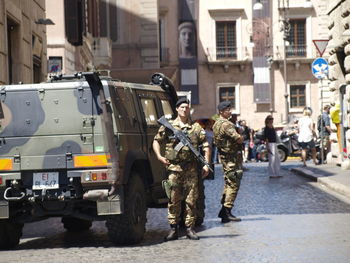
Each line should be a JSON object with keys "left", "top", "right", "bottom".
{"left": 106, "top": 173, "right": 147, "bottom": 245}
{"left": 0, "top": 219, "right": 23, "bottom": 249}
{"left": 277, "top": 147, "right": 288, "bottom": 162}
{"left": 61, "top": 217, "right": 92, "bottom": 232}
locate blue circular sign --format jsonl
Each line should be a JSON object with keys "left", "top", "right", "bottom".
{"left": 312, "top": 57, "right": 329, "bottom": 79}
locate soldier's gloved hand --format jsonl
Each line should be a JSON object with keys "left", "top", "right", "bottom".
{"left": 201, "top": 166, "right": 210, "bottom": 178}
{"left": 158, "top": 156, "right": 170, "bottom": 166}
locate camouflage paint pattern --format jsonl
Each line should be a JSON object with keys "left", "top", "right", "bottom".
{"left": 154, "top": 118, "right": 209, "bottom": 226}
{"left": 0, "top": 80, "right": 166, "bottom": 183}
{"left": 167, "top": 164, "right": 198, "bottom": 227}
{"left": 220, "top": 154, "right": 243, "bottom": 209}
{"left": 154, "top": 118, "right": 209, "bottom": 172}
{"left": 213, "top": 116, "right": 243, "bottom": 209}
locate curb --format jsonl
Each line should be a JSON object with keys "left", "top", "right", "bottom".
{"left": 290, "top": 167, "right": 318, "bottom": 182}
{"left": 291, "top": 167, "right": 350, "bottom": 199}
{"left": 318, "top": 177, "right": 350, "bottom": 199}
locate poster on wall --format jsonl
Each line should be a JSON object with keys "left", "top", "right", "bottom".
{"left": 179, "top": 0, "right": 199, "bottom": 104}
{"left": 48, "top": 56, "right": 62, "bottom": 74}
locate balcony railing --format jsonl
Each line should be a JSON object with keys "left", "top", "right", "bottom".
{"left": 286, "top": 44, "right": 306, "bottom": 57}
{"left": 216, "top": 46, "right": 237, "bottom": 59}
{"left": 206, "top": 46, "right": 241, "bottom": 61}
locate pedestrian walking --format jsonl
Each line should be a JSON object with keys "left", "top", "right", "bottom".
{"left": 213, "top": 101, "right": 244, "bottom": 223}
{"left": 264, "top": 115, "right": 281, "bottom": 178}
{"left": 318, "top": 105, "right": 332, "bottom": 162}
{"left": 152, "top": 97, "right": 210, "bottom": 241}
{"left": 298, "top": 107, "right": 318, "bottom": 167}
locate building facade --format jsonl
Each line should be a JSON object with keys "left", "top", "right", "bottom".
{"left": 199, "top": 0, "right": 328, "bottom": 128}
{"left": 327, "top": 0, "right": 350, "bottom": 168}
{"left": 0, "top": 0, "right": 47, "bottom": 84}
{"left": 46, "top": 0, "right": 112, "bottom": 75}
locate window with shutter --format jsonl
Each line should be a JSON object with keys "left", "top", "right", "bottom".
{"left": 287, "top": 19, "right": 306, "bottom": 57}
{"left": 64, "top": 0, "right": 84, "bottom": 46}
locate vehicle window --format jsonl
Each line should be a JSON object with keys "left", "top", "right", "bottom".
{"left": 141, "top": 98, "right": 158, "bottom": 126}
{"left": 161, "top": 100, "right": 173, "bottom": 119}
{"left": 113, "top": 86, "right": 138, "bottom": 131}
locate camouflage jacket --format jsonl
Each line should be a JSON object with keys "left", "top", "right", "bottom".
{"left": 154, "top": 118, "right": 209, "bottom": 171}
{"left": 213, "top": 116, "right": 241, "bottom": 154}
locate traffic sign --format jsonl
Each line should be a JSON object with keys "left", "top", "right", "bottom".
{"left": 312, "top": 40, "right": 329, "bottom": 57}
{"left": 312, "top": 57, "right": 329, "bottom": 79}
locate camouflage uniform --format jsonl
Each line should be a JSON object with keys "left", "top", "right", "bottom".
{"left": 154, "top": 118, "right": 209, "bottom": 227}
{"left": 213, "top": 116, "right": 243, "bottom": 209}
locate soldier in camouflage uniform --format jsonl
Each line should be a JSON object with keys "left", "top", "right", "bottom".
{"left": 213, "top": 101, "right": 244, "bottom": 223}
{"left": 153, "top": 97, "right": 210, "bottom": 241}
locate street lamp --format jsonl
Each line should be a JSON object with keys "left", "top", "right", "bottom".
{"left": 35, "top": 18, "right": 55, "bottom": 25}
{"left": 278, "top": 0, "right": 290, "bottom": 124}
{"left": 253, "top": 0, "right": 263, "bottom": 11}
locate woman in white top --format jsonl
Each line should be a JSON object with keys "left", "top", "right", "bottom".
{"left": 298, "top": 107, "right": 317, "bottom": 166}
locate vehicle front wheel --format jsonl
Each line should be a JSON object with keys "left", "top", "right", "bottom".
{"left": 0, "top": 219, "right": 23, "bottom": 249}
{"left": 106, "top": 173, "right": 147, "bottom": 245}
{"left": 277, "top": 147, "right": 288, "bottom": 162}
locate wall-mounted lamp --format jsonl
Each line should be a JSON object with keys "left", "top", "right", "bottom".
{"left": 253, "top": 0, "right": 263, "bottom": 10}
{"left": 35, "top": 18, "right": 55, "bottom": 25}
{"left": 248, "top": 36, "right": 255, "bottom": 48}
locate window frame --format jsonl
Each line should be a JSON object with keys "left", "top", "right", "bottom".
{"left": 215, "top": 21, "right": 237, "bottom": 59}
{"left": 286, "top": 18, "right": 306, "bottom": 58}
{"left": 288, "top": 81, "right": 311, "bottom": 113}
{"left": 208, "top": 9, "right": 243, "bottom": 61}
{"left": 216, "top": 83, "right": 240, "bottom": 114}
{"left": 139, "top": 97, "right": 159, "bottom": 127}
{"left": 284, "top": 9, "right": 312, "bottom": 58}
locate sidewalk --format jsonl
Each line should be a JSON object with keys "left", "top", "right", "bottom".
{"left": 291, "top": 163, "right": 350, "bottom": 199}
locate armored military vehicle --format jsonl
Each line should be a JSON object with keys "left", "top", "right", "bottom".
{"left": 0, "top": 72, "right": 204, "bottom": 248}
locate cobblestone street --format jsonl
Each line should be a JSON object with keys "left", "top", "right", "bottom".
{"left": 1, "top": 162, "right": 350, "bottom": 263}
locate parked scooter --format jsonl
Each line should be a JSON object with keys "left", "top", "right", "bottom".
{"left": 278, "top": 128, "right": 323, "bottom": 163}
{"left": 253, "top": 129, "right": 288, "bottom": 162}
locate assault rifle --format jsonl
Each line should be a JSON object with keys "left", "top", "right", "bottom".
{"left": 157, "top": 116, "right": 213, "bottom": 173}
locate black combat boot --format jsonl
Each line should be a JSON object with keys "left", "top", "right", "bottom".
{"left": 164, "top": 224, "right": 178, "bottom": 242}
{"left": 225, "top": 207, "right": 241, "bottom": 222}
{"left": 186, "top": 227, "right": 199, "bottom": 240}
{"left": 218, "top": 206, "right": 241, "bottom": 223}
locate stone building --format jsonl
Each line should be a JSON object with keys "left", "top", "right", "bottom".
{"left": 158, "top": 0, "right": 329, "bottom": 130}
{"left": 46, "top": 0, "right": 112, "bottom": 75}
{"left": 327, "top": 0, "right": 350, "bottom": 168}
{"left": 0, "top": 0, "right": 47, "bottom": 84}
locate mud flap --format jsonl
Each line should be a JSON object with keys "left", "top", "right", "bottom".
{"left": 97, "top": 187, "right": 124, "bottom": 215}
{"left": 0, "top": 201, "right": 9, "bottom": 219}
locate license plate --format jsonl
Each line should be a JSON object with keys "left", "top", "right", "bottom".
{"left": 33, "top": 172, "right": 59, "bottom": 190}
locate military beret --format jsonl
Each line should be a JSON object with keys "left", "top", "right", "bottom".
{"left": 176, "top": 97, "right": 190, "bottom": 107}
{"left": 217, "top": 101, "right": 232, "bottom": 111}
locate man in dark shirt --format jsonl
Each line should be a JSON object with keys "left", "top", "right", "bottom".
{"left": 320, "top": 105, "right": 331, "bottom": 158}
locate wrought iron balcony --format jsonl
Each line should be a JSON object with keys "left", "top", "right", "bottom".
{"left": 206, "top": 46, "right": 242, "bottom": 61}
{"left": 286, "top": 44, "right": 307, "bottom": 57}
{"left": 216, "top": 46, "right": 237, "bottom": 59}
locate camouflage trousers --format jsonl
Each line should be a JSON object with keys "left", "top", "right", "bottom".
{"left": 220, "top": 153, "right": 243, "bottom": 209}
{"left": 167, "top": 163, "right": 198, "bottom": 227}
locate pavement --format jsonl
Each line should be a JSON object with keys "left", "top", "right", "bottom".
{"left": 290, "top": 162, "right": 350, "bottom": 199}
